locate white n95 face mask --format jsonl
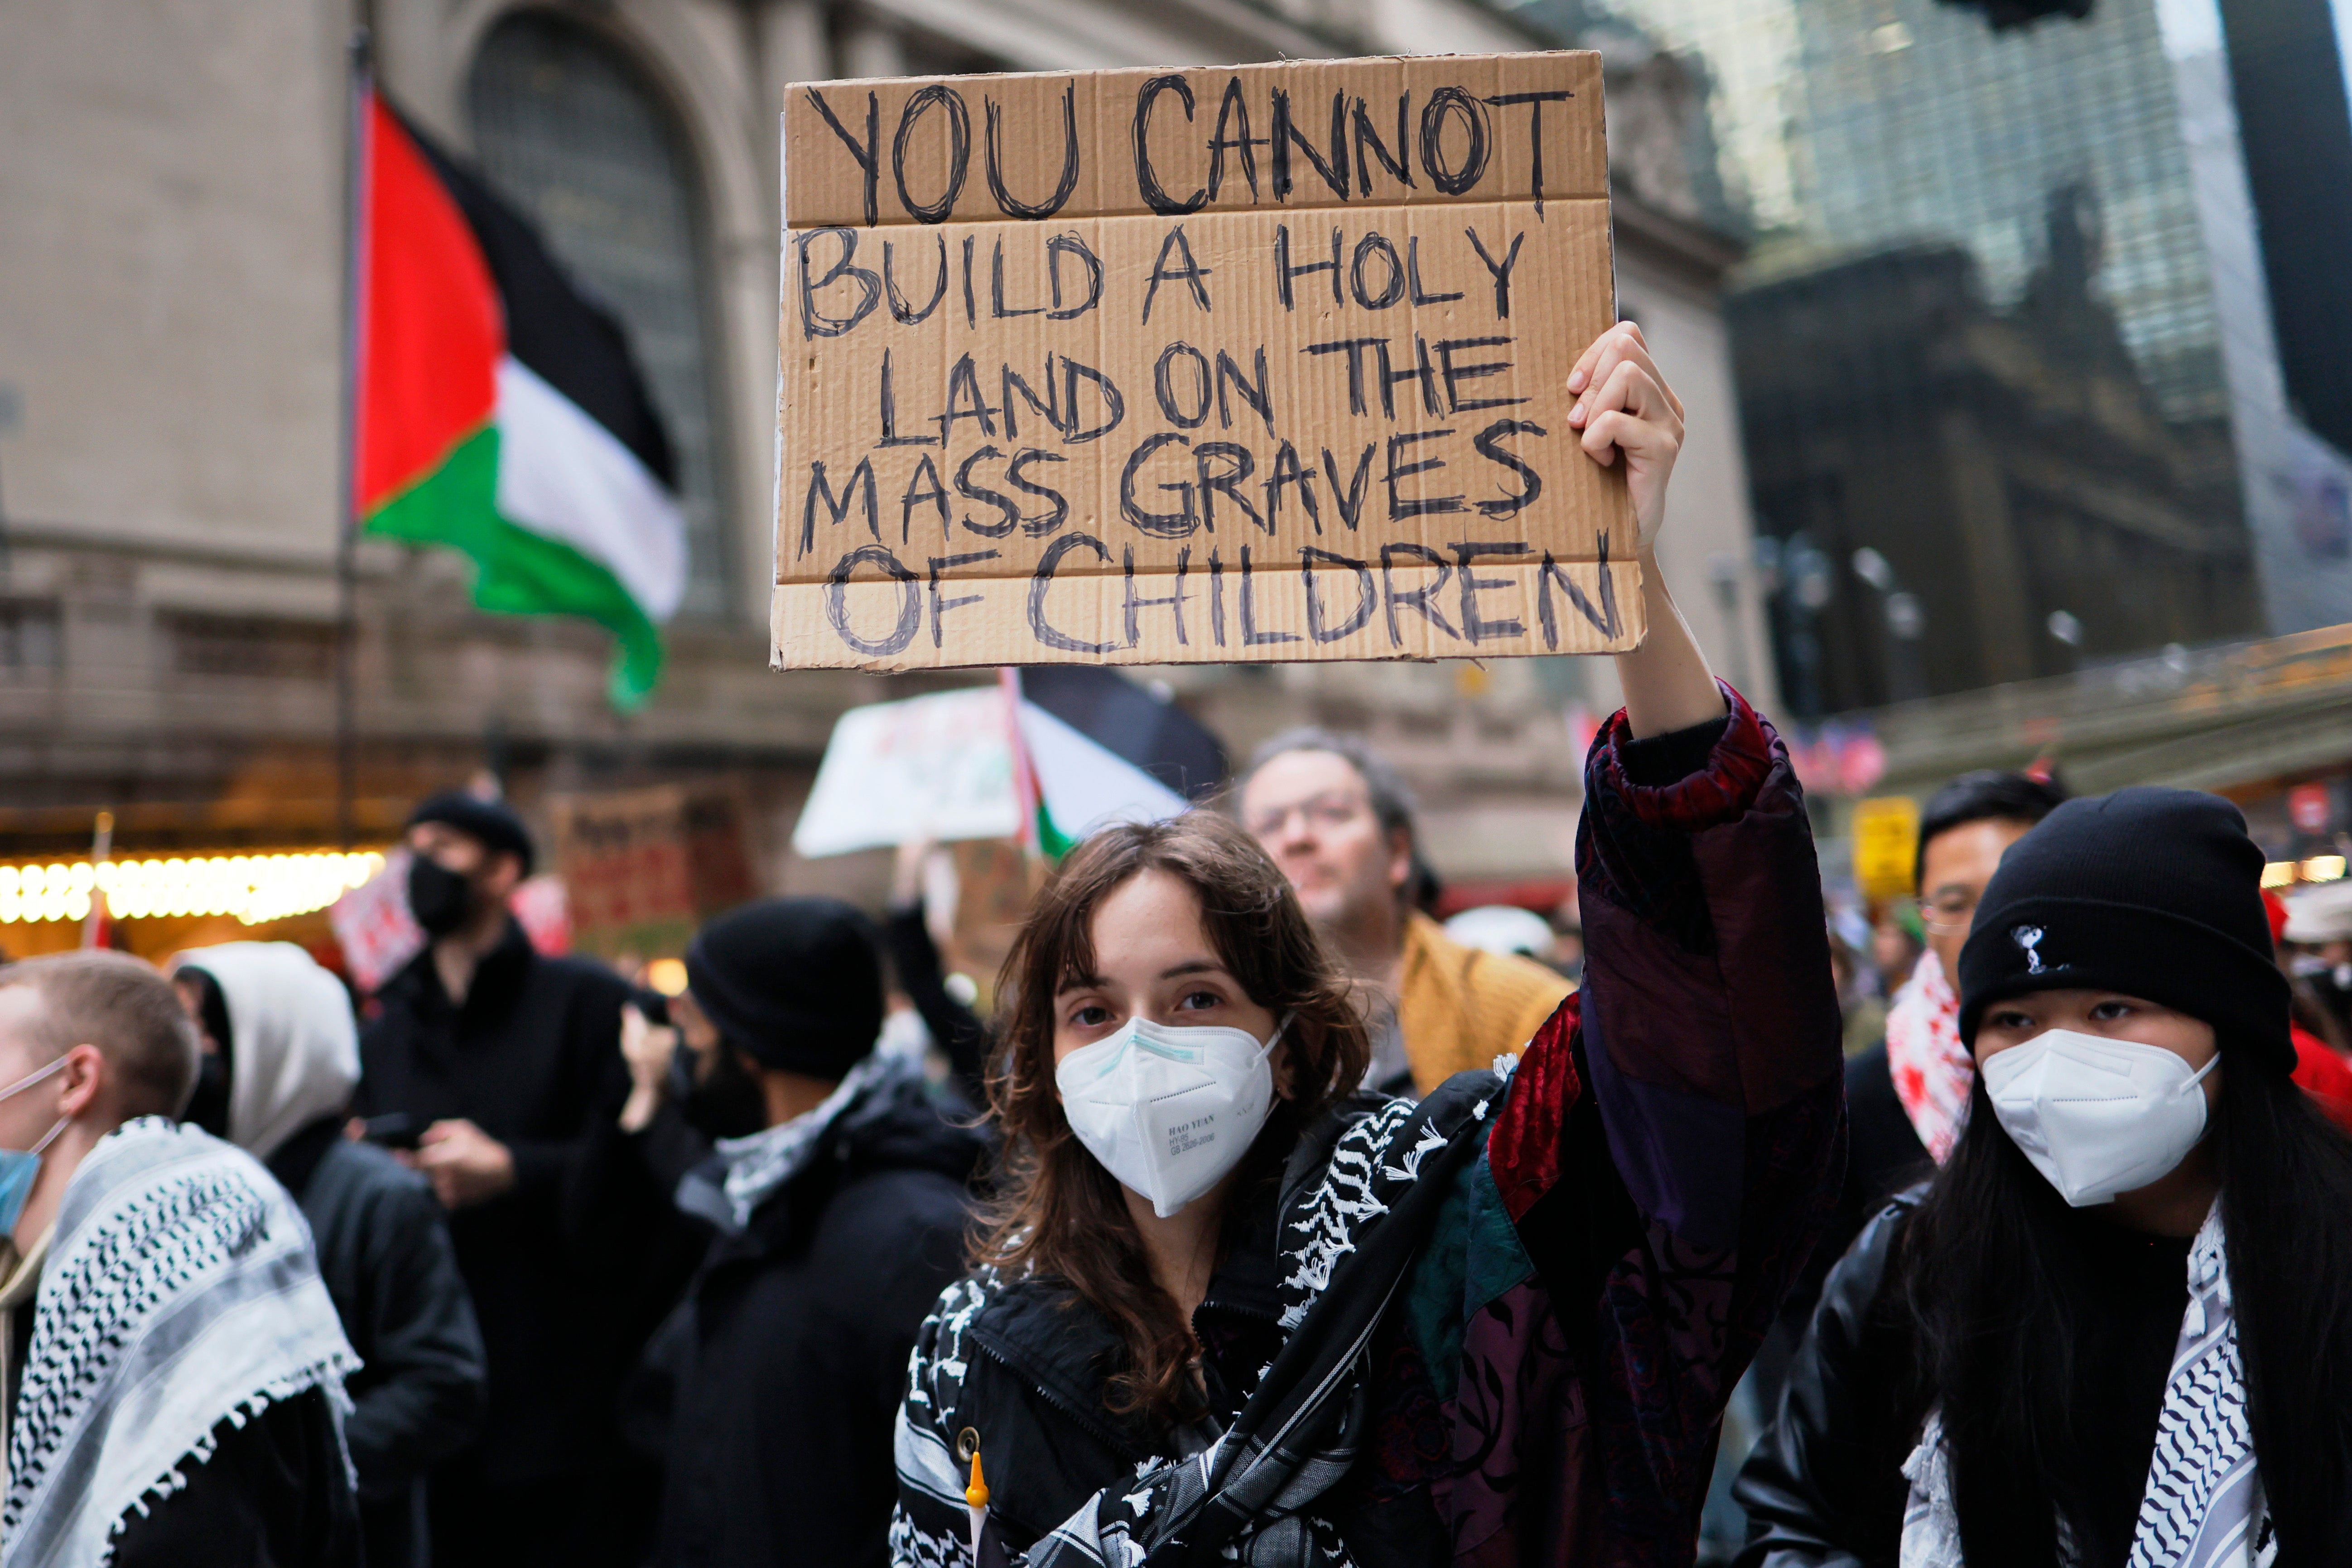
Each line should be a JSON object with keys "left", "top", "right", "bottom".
{"left": 1056, "top": 1014, "right": 1286, "bottom": 1219}
{"left": 1981, "top": 1028, "right": 2219, "bottom": 1207}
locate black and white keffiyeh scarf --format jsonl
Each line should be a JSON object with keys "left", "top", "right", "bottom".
{"left": 1020, "top": 1072, "right": 1503, "bottom": 1568}
{"left": 1899, "top": 1201, "right": 2275, "bottom": 1568}
{"left": 1, "top": 1117, "right": 358, "bottom": 1567}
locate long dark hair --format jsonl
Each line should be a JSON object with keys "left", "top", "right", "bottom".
{"left": 1902, "top": 1052, "right": 2352, "bottom": 1561}
{"left": 976, "top": 814, "right": 1371, "bottom": 1425}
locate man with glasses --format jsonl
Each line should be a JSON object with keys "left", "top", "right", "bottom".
{"left": 1237, "top": 729, "right": 1571, "bottom": 1096}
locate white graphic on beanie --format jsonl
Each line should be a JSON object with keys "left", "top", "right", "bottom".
{"left": 2013, "top": 924, "right": 2050, "bottom": 975}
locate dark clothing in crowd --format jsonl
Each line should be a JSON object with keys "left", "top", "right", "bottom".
{"left": 107, "top": 1388, "right": 361, "bottom": 1568}
{"left": 643, "top": 1064, "right": 985, "bottom": 1568}
{"left": 267, "top": 1116, "right": 488, "bottom": 1568}
{"left": 881, "top": 902, "right": 990, "bottom": 1097}
{"left": 1734, "top": 1197, "right": 2192, "bottom": 1566}
{"left": 1750, "top": 1042, "right": 1930, "bottom": 1407}
{"left": 358, "top": 919, "right": 647, "bottom": 1568}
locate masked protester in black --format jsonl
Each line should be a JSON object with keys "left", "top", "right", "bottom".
{"left": 354, "top": 791, "right": 655, "bottom": 1568}
{"left": 612, "top": 898, "right": 986, "bottom": 1568}
{"left": 1736, "top": 789, "right": 2352, "bottom": 1566}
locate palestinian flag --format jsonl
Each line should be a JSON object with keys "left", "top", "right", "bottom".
{"left": 353, "top": 88, "right": 687, "bottom": 707}
{"left": 1002, "top": 668, "right": 1227, "bottom": 858}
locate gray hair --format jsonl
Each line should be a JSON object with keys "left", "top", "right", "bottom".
{"left": 1241, "top": 728, "right": 1421, "bottom": 843}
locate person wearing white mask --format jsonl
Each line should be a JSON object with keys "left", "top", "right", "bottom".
{"left": 887, "top": 324, "right": 1849, "bottom": 1568}
{"left": 172, "top": 941, "right": 486, "bottom": 1568}
{"left": 1736, "top": 788, "right": 2352, "bottom": 1566}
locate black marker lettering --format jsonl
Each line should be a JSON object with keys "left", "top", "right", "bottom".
{"left": 1270, "top": 89, "right": 1349, "bottom": 201}
{"left": 1465, "top": 228, "right": 1526, "bottom": 319}
{"left": 1304, "top": 336, "right": 1385, "bottom": 416}
{"left": 1380, "top": 542, "right": 1458, "bottom": 645}
{"left": 1046, "top": 232, "right": 1103, "bottom": 319}
{"left": 953, "top": 446, "right": 1020, "bottom": 538}
{"left": 1008, "top": 449, "right": 1070, "bottom": 535}
{"left": 1237, "top": 545, "right": 1300, "bottom": 644}
{"left": 990, "top": 239, "right": 1045, "bottom": 319}
{"left": 1264, "top": 441, "right": 1320, "bottom": 533}
{"left": 1120, "top": 432, "right": 1197, "bottom": 537}
{"left": 1028, "top": 532, "right": 1117, "bottom": 653}
{"left": 1321, "top": 444, "right": 1376, "bottom": 530}
{"left": 899, "top": 454, "right": 951, "bottom": 543}
{"left": 1061, "top": 357, "right": 1127, "bottom": 444}
{"left": 1537, "top": 537, "right": 1619, "bottom": 645}
{"left": 1208, "top": 550, "right": 1226, "bottom": 645}
{"left": 1385, "top": 428, "right": 1464, "bottom": 518}
{"left": 1483, "top": 91, "right": 1574, "bottom": 216}
{"left": 1207, "top": 76, "right": 1265, "bottom": 201}
{"left": 1352, "top": 94, "right": 1414, "bottom": 195}
{"left": 1451, "top": 540, "right": 1527, "bottom": 642}
{"left": 1473, "top": 419, "right": 1545, "bottom": 519}
{"left": 826, "top": 543, "right": 920, "bottom": 656}
{"left": 985, "top": 85, "right": 1080, "bottom": 220}
{"left": 928, "top": 550, "right": 999, "bottom": 646}
{"left": 1141, "top": 225, "right": 1215, "bottom": 325}
{"left": 882, "top": 233, "right": 948, "bottom": 325}
{"left": 1215, "top": 348, "right": 1273, "bottom": 436}
{"left": 801, "top": 458, "right": 878, "bottom": 557}
{"left": 1437, "top": 337, "right": 1524, "bottom": 412}
{"left": 892, "top": 84, "right": 970, "bottom": 223}
{"left": 804, "top": 88, "right": 880, "bottom": 227}
{"left": 798, "top": 229, "right": 879, "bottom": 339}
{"left": 1194, "top": 443, "right": 1264, "bottom": 533}
{"left": 1351, "top": 232, "right": 1406, "bottom": 310}
{"left": 1407, "top": 236, "right": 1462, "bottom": 304}
{"left": 1154, "top": 343, "right": 1214, "bottom": 429}
{"left": 1418, "top": 87, "right": 1491, "bottom": 196}
{"left": 877, "top": 349, "right": 940, "bottom": 448}
{"left": 1133, "top": 76, "right": 1208, "bottom": 216}
{"left": 937, "top": 354, "right": 1000, "bottom": 442}
{"left": 1122, "top": 545, "right": 1189, "bottom": 646}
{"left": 1274, "top": 225, "right": 1343, "bottom": 310}
{"left": 1301, "top": 546, "right": 1374, "bottom": 642}
{"left": 1001, "top": 359, "right": 1063, "bottom": 442}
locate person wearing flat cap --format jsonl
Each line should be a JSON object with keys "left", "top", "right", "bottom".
{"left": 1737, "top": 787, "right": 2352, "bottom": 1565}
{"left": 356, "top": 791, "right": 650, "bottom": 1568}
{"left": 630, "top": 898, "right": 985, "bottom": 1568}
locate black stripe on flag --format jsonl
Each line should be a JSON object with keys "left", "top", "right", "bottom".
{"left": 395, "top": 106, "right": 678, "bottom": 489}
{"left": 1020, "top": 667, "right": 1229, "bottom": 802}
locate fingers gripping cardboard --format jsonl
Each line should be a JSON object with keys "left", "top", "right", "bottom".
{"left": 771, "top": 53, "right": 1642, "bottom": 672}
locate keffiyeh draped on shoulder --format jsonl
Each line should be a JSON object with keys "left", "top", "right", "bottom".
{"left": 2, "top": 1117, "right": 358, "bottom": 1568}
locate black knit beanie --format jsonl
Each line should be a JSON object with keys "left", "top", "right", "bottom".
{"left": 684, "top": 897, "right": 884, "bottom": 1079}
{"left": 1957, "top": 786, "right": 2293, "bottom": 1072}
{"left": 406, "top": 791, "right": 535, "bottom": 877}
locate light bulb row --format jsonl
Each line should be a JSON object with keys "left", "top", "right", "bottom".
{"left": 0, "top": 851, "right": 386, "bottom": 926}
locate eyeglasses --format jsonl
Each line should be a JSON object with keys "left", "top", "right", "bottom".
{"left": 1244, "top": 792, "right": 1370, "bottom": 841}
{"left": 1917, "top": 889, "right": 1980, "bottom": 935}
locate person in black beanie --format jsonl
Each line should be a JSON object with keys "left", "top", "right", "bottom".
{"left": 356, "top": 791, "right": 649, "bottom": 1568}
{"left": 634, "top": 898, "right": 986, "bottom": 1568}
{"left": 1737, "top": 787, "right": 2352, "bottom": 1566}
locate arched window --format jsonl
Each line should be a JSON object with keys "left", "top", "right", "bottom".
{"left": 468, "top": 12, "right": 729, "bottom": 619}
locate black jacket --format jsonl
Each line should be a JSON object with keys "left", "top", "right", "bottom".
{"left": 357, "top": 920, "right": 635, "bottom": 1485}
{"left": 110, "top": 1387, "right": 361, "bottom": 1568}
{"left": 644, "top": 1065, "right": 985, "bottom": 1568}
{"left": 268, "top": 1117, "right": 488, "bottom": 1568}
{"left": 1733, "top": 1198, "right": 1922, "bottom": 1567}
{"left": 1750, "top": 1044, "right": 1929, "bottom": 1412}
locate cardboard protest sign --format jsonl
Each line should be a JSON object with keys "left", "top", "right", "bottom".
{"left": 790, "top": 686, "right": 1021, "bottom": 857}
{"left": 771, "top": 53, "right": 1640, "bottom": 672}
{"left": 549, "top": 786, "right": 758, "bottom": 961}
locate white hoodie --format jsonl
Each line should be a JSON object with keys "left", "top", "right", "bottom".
{"left": 171, "top": 941, "right": 359, "bottom": 1160}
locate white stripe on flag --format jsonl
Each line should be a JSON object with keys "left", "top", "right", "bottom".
{"left": 494, "top": 355, "right": 688, "bottom": 620}
{"left": 1016, "top": 700, "right": 1190, "bottom": 840}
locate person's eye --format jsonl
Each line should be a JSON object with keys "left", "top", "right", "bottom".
{"left": 1176, "top": 989, "right": 1222, "bottom": 1012}
{"left": 1070, "top": 1004, "right": 1113, "bottom": 1029}
{"left": 1988, "top": 1010, "right": 2034, "bottom": 1032}
{"left": 2090, "top": 1000, "right": 2134, "bottom": 1021}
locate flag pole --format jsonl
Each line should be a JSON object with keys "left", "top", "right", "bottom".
{"left": 335, "top": 26, "right": 372, "bottom": 854}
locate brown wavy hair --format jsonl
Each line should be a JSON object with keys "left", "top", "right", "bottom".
{"left": 976, "top": 812, "right": 1370, "bottom": 1425}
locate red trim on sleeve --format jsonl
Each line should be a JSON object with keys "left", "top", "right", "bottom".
{"left": 1488, "top": 994, "right": 1582, "bottom": 1223}
{"left": 1589, "top": 682, "right": 1777, "bottom": 834}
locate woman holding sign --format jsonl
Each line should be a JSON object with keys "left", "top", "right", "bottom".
{"left": 887, "top": 324, "right": 1845, "bottom": 1567}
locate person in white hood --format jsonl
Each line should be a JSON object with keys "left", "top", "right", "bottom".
{"left": 174, "top": 941, "right": 487, "bottom": 1568}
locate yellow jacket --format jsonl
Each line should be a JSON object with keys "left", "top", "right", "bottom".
{"left": 1395, "top": 912, "right": 1575, "bottom": 1095}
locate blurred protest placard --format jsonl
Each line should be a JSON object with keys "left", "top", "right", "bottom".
{"left": 551, "top": 786, "right": 757, "bottom": 960}
{"left": 771, "top": 53, "right": 1638, "bottom": 671}
{"left": 791, "top": 686, "right": 1021, "bottom": 857}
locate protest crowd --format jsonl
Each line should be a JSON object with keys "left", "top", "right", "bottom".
{"left": 5, "top": 301, "right": 2352, "bottom": 1568}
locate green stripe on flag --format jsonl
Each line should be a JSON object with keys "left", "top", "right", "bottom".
{"left": 1035, "top": 799, "right": 1076, "bottom": 861}
{"left": 363, "top": 425, "right": 665, "bottom": 708}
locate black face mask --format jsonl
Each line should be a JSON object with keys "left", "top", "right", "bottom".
{"left": 183, "top": 1051, "right": 231, "bottom": 1139}
{"left": 407, "top": 856, "right": 477, "bottom": 938}
{"left": 681, "top": 1041, "right": 768, "bottom": 1141}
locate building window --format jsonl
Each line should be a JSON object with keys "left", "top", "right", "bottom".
{"left": 467, "top": 12, "right": 730, "bottom": 619}
{"left": 166, "top": 614, "right": 337, "bottom": 680}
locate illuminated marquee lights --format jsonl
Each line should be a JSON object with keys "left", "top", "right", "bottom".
{"left": 0, "top": 851, "right": 386, "bottom": 926}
